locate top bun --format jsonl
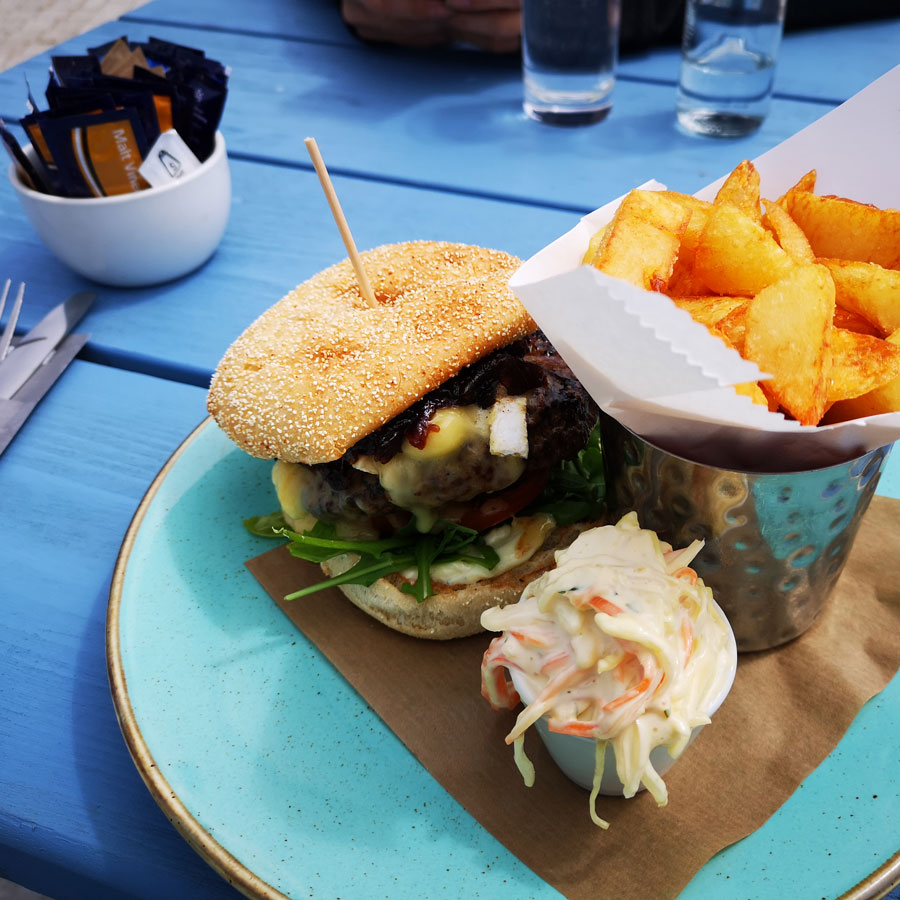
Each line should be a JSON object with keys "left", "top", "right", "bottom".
{"left": 207, "top": 241, "right": 532, "bottom": 464}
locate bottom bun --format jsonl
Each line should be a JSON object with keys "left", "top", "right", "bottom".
{"left": 320, "top": 523, "right": 592, "bottom": 640}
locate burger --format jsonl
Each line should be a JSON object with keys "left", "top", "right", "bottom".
{"left": 207, "top": 241, "right": 602, "bottom": 639}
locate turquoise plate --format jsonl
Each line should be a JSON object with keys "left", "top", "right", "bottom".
{"left": 108, "top": 418, "right": 900, "bottom": 900}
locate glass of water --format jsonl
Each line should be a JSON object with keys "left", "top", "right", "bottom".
{"left": 522, "top": 0, "right": 622, "bottom": 126}
{"left": 676, "top": 0, "right": 787, "bottom": 138}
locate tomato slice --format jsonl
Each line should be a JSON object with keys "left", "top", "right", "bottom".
{"left": 458, "top": 470, "right": 549, "bottom": 532}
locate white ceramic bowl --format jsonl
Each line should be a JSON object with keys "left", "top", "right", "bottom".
{"left": 9, "top": 131, "right": 231, "bottom": 287}
{"left": 510, "top": 602, "right": 738, "bottom": 794}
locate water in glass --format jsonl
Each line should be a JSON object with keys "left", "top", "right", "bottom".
{"left": 676, "top": 0, "right": 785, "bottom": 138}
{"left": 522, "top": 0, "right": 620, "bottom": 125}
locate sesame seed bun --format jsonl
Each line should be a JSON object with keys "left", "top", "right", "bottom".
{"left": 206, "top": 241, "right": 532, "bottom": 465}
{"left": 321, "top": 523, "right": 589, "bottom": 640}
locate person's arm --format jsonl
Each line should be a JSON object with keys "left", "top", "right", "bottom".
{"left": 444, "top": 0, "right": 521, "bottom": 54}
{"left": 339, "top": 0, "right": 522, "bottom": 52}
{"left": 340, "top": 0, "right": 453, "bottom": 48}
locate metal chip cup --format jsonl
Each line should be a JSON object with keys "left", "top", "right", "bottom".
{"left": 600, "top": 412, "right": 892, "bottom": 652}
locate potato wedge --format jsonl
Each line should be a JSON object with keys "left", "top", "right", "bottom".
{"left": 694, "top": 203, "right": 795, "bottom": 296}
{"left": 825, "top": 328, "right": 900, "bottom": 420}
{"left": 826, "top": 327, "right": 900, "bottom": 403}
{"left": 666, "top": 260, "right": 703, "bottom": 297}
{"left": 833, "top": 305, "right": 882, "bottom": 337}
{"left": 743, "top": 264, "right": 835, "bottom": 425}
{"left": 658, "top": 192, "right": 713, "bottom": 244}
{"left": 709, "top": 329, "right": 772, "bottom": 408}
{"left": 664, "top": 194, "right": 713, "bottom": 296}
{"left": 762, "top": 199, "right": 815, "bottom": 263}
{"left": 818, "top": 258, "right": 900, "bottom": 335}
{"left": 591, "top": 189, "right": 692, "bottom": 291}
{"left": 714, "top": 159, "right": 761, "bottom": 223}
{"left": 733, "top": 379, "right": 770, "bottom": 407}
{"left": 781, "top": 191, "right": 900, "bottom": 268}
{"left": 673, "top": 295, "right": 747, "bottom": 328}
{"left": 716, "top": 301, "right": 751, "bottom": 353}
{"left": 582, "top": 223, "right": 612, "bottom": 265}
{"left": 776, "top": 169, "right": 816, "bottom": 205}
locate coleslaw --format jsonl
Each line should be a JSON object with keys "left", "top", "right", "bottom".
{"left": 480, "top": 511, "right": 737, "bottom": 827}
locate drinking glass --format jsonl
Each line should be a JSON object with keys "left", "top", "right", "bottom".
{"left": 676, "top": 0, "right": 787, "bottom": 138}
{"left": 522, "top": 0, "right": 622, "bottom": 126}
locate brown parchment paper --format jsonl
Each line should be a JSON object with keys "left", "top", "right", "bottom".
{"left": 246, "top": 496, "right": 900, "bottom": 900}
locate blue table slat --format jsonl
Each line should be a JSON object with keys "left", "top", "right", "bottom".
{"left": 124, "top": 0, "right": 355, "bottom": 47}
{"left": 125, "top": 0, "right": 900, "bottom": 105}
{"left": 618, "top": 18, "right": 900, "bottom": 102}
{"left": 0, "top": 154, "right": 579, "bottom": 384}
{"left": 0, "top": 20, "right": 845, "bottom": 214}
{"left": 0, "top": 360, "right": 241, "bottom": 900}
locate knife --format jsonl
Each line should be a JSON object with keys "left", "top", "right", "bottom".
{"left": 0, "top": 291, "right": 94, "bottom": 400}
{"left": 0, "top": 333, "right": 89, "bottom": 456}
{"left": 0, "top": 291, "right": 94, "bottom": 456}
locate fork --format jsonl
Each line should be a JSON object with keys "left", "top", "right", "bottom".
{"left": 0, "top": 279, "right": 25, "bottom": 362}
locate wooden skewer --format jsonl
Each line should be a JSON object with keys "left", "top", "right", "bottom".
{"left": 304, "top": 137, "right": 377, "bottom": 308}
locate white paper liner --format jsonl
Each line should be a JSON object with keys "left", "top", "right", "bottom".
{"left": 510, "top": 65, "right": 900, "bottom": 471}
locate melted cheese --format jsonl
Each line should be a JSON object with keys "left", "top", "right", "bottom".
{"left": 272, "top": 459, "right": 317, "bottom": 532}
{"left": 401, "top": 406, "right": 483, "bottom": 460}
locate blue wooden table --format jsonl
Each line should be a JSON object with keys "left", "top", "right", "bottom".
{"left": 1, "top": 3, "right": 899, "bottom": 899}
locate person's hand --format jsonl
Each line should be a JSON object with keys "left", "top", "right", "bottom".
{"left": 444, "top": 0, "right": 521, "bottom": 53}
{"left": 341, "top": 0, "right": 453, "bottom": 48}
{"left": 340, "top": 0, "right": 522, "bottom": 53}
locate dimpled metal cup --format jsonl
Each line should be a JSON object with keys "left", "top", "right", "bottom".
{"left": 600, "top": 412, "right": 892, "bottom": 652}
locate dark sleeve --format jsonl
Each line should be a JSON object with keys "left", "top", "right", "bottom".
{"left": 620, "top": 0, "right": 685, "bottom": 51}
{"left": 619, "top": 0, "right": 899, "bottom": 53}
{"left": 785, "top": 0, "right": 900, "bottom": 30}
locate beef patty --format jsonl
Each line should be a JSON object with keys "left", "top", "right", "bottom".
{"left": 296, "top": 332, "right": 598, "bottom": 534}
